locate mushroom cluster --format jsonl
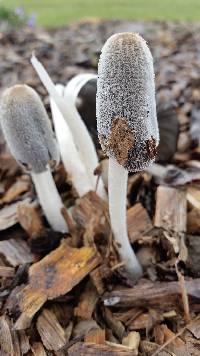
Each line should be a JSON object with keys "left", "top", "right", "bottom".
{"left": 0, "top": 31, "right": 159, "bottom": 283}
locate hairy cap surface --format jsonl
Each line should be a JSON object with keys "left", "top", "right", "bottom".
{"left": 0, "top": 84, "right": 59, "bottom": 172}
{"left": 96, "top": 32, "right": 159, "bottom": 171}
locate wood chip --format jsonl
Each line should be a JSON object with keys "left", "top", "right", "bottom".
{"left": 154, "top": 324, "right": 186, "bottom": 356}
{"left": 154, "top": 186, "right": 187, "bottom": 232}
{"left": 17, "top": 201, "right": 44, "bottom": 237}
{"left": 31, "top": 342, "right": 47, "bottom": 356}
{"left": 104, "top": 307, "right": 125, "bottom": 341}
{"left": 0, "top": 315, "right": 20, "bottom": 356}
{"left": 72, "top": 191, "right": 109, "bottom": 236}
{"left": 0, "top": 177, "right": 30, "bottom": 204}
{"left": 74, "top": 280, "right": 98, "bottom": 319}
{"left": 18, "top": 330, "right": 30, "bottom": 355}
{"left": 68, "top": 342, "right": 139, "bottom": 355}
{"left": 37, "top": 308, "right": 67, "bottom": 351}
{"left": 187, "top": 317, "right": 200, "bottom": 339}
{"left": 14, "top": 240, "right": 101, "bottom": 329}
{"left": 187, "top": 208, "right": 200, "bottom": 234}
{"left": 127, "top": 203, "right": 153, "bottom": 243}
{"left": 0, "top": 238, "right": 34, "bottom": 267}
{"left": 187, "top": 186, "right": 200, "bottom": 210}
{"left": 0, "top": 315, "right": 15, "bottom": 356}
{"left": 0, "top": 265, "right": 15, "bottom": 278}
{"left": 103, "top": 279, "right": 200, "bottom": 311}
{"left": 0, "top": 197, "right": 31, "bottom": 231}
{"left": 122, "top": 331, "right": 140, "bottom": 355}
{"left": 85, "top": 329, "right": 106, "bottom": 344}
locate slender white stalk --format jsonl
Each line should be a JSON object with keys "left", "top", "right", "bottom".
{"left": 50, "top": 84, "right": 93, "bottom": 196}
{"left": 64, "top": 74, "right": 97, "bottom": 105}
{"left": 31, "top": 55, "right": 106, "bottom": 200}
{"left": 31, "top": 166, "right": 68, "bottom": 233}
{"left": 108, "top": 157, "right": 142, "bottom": 281}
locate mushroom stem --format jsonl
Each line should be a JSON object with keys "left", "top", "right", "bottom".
{"left": 31, "top": 55, "right": 106, "bottom": 200}
{"left": 31, "top": 166, "right": 68, "bottom": 233}
{"left": 108, "top": 157, "right": 142, "bottom": 281}
{"left": 64, "top": 74, "right": 97, "bottom": 105}
{"left": 50, "top": 84, "right": 93, "bottom": 197}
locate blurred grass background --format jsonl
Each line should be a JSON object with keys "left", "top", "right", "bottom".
{"left": 4, "top": 0, "right": 200, "bottom": 27}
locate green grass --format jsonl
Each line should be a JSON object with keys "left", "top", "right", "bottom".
{"left": 3, "top": 0, "right": 200, "bottom": 27}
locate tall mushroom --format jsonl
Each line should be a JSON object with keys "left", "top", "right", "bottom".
{"left": 0, "top": 84, "right": 68, "bottom": 233}
{"left": 96, "top": 33, "right": 159, "bottom": 280}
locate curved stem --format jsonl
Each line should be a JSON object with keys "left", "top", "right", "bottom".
{"left": 31, "top": 55, "right": 106, "bottom": 200}
{"left": 50, "top": 85, "right": 93, "bottom": 196}
{"left": 31, "top": 166, "right": 68, "bottom": 233}
{"left": 108, "top": 157, "right": 142, "bottom": 281}
{"left": 64, "top": 74, "right": 97, "bottom": 104}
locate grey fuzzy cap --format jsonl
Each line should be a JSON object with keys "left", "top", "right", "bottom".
{"left": 0, "top": 84, "right": 59, "bottom": 173}
{"left": 96, "top": 32, "right": 159, "bottom": 172}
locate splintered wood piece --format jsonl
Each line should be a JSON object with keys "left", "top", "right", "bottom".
{"left": 127, "top": 203, "right": 153, "bottom": 243}
{"left": 127, "top": 310, "right": 163, "bottom": 331}
{"left": 187, "top": 208, "right": 200, "bottom": 234}
{"left": 154, "top": 324, "right": 186, "bottom": 355}
{"left": 103, "top": 279, "right": 200, "bottom": 311}
{"left": 72, "top": 191, "right": 110, "bottom": 235}
{"left": 90, "top": 266, "right": 105, "bottom": 295}
{"left": 0, "top": 177, "right": 30, "bottom": 204}
{"left": 74, "top": 281, "right": 98, "bottom": 319}
{"left": 68, "top": 342, "right": 139, "bottom": 355}
{"left": 73, "top": 319, "right": 100, "bottom": 339}
{"left": 187, "top": 186, "right": 200, "bottom": 210}
{"left": 122, "top": 331, "right": 140, "bottom": 354}
{"left": 85, "top": 329, "right": 106, "bottom": 344}
{"left": 31, "top": 342, "right": 47, "bottom": 356}
{"left": 187, "top": 316, "right": 200, "bottom": 339}
{"left": 18, "top": 330, "right": 30, "bottom": 355}
{"left": 104, "top": 308, "right": 125, "bottom": 341}
{"left": 0, "top": 238, "right": 34, "bottom": 267}
{"left": 0, "top": 197, "right": 31, "bottom": 231}
{"left": 0, "top": 315, "right": 14, "bottom": 356}
{"left": 14, "top": 240, "right": 101, "bottom": 329}
{"left": 154, "top": 186, "right": 186, "bottom": 232}
{"left": 17, "top": 201, "right": 44, "bottom": 237}
{"left": 0, "top": 265, "right": 15, "bottom": 277}
{"left": 0, "top": 315, "right": 20, "bottom": 356}
{"left": 36, "top": 308, "right": 67, "bottom": 351}
{"left": 0, "top": 202, "right": 19, "bottom": 231}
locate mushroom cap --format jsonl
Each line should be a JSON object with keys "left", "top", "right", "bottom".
{"left": 96, "top": 32, "right": 159, "bottom": 172}
{"left": 0, "top": 84, "right": 59, "bottom": 173}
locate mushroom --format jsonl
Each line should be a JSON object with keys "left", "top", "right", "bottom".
{"left": 50, "top": 83, "right": 93, "bottom": 196}
{"left": 0, "top": 84, "right": 68, "bottom": 233}
{"left": 96, "top": 33, "right": 159, "bottom": 280}
{"left": 31, "top": 55, "right": 106, "bottom": 200}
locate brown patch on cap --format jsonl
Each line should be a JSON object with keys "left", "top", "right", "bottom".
{"left": 146, "top": 136, "right": 157, "bottom": 159}
{"left": 100, "top": 117, "right": 134, "bottom": 167}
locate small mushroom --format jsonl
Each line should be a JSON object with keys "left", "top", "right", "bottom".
{"left": 97, "top": 33, "right": 159, "bottom": 281}
{"left": 0, "top": 84, "right": 68, "bottom": 233}
{"left": 31, "top": 55, "right": 106, "bottom": 200}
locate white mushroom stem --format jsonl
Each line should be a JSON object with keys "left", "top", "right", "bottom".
{"left": 64, "top": 73, "right": 97, "bottom": 105}
{"left": 108, "top": 157, "right": 142, "bottom": 281}
{"left": 50, "top": 84, "right": 93, "bottom": 196}
{"left": 31, "top": 55, "right": 106, "bottom": 200}
{"left": 31, "top": 166, "right": 68, "bottom": 233}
